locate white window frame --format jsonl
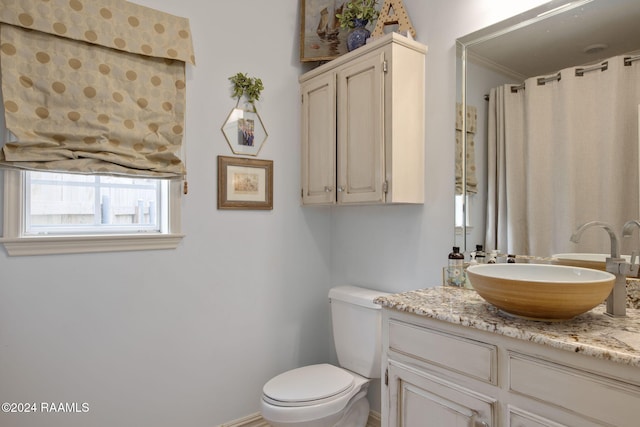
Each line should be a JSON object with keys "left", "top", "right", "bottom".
{"left": 1, "top": 169, "right": 184, "bottom": 256}
{"left": 454, "top": 193, "right": 473, "bottom": 235}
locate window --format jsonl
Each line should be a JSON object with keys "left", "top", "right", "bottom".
{"left": 0, "top": 0, "right": 192, "bottom": 256}
{"left": 455, "top": 194, "right": 471, "bottom": 231}
{"left": 1, "top": 170, "right": 183, "bottom": 256}
{"left": 25, "top": 172, "right": 166, "bottom": 235}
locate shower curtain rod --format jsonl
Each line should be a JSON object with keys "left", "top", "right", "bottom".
{"left": 537, "top": 72, "right": 562, "bottom": 85}
{"left": 625, "top": 54, "right": 640, "bottom": 66}
{"left": 484, "top": 55, "right": 639, "bottom": 101}
{"left": 509, "top": 83, "right": 524, "bottom": 93}
{"left": 575, "top": 61, "right": 608, "bottom": 76}
{"left": 503, "top": 72, "right": 561, "bottom": 95}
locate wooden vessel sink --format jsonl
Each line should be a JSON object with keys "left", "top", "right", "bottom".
{"left": 552, "top": 253, "right": 631, "bottom": 272}
{"left": 466, "top": 264, "right": 615, "bottom": 321}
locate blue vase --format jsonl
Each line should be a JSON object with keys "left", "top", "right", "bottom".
{"left": 347, "top": 19, "right": 370, "bottom": 51}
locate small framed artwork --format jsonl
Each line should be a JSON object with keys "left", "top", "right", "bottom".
{"left": 300, "top": 0, "right": 349, "bottom": 62}
{"left": 217, "top": 156, "right": 273, "bottom": 210}
{"left": 221, "top": 106, "right": 268, "bottom": 156}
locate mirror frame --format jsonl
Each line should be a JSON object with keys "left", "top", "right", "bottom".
{"left": 455, "top": 0, "right": 594, "bottom": 253}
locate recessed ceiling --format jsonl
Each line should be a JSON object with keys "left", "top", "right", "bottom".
{"left": 459, "top": 0, "right": 640, "bottom": 79}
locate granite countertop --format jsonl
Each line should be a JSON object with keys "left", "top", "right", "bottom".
{"left": 375, "top": 286, "right": 640, "bottom": 368}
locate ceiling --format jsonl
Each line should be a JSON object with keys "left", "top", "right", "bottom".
{"left": 458, "top": 0, "right": 640, "bottom": 80}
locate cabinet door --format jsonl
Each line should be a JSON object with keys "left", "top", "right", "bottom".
{"left": 387, "top": 361, "right": 494, "bottom": 427}
{"left": 336, "top": 50, "right": 385, "bottom": 204}
{"left": 301, "top": 73, "right": 336, "bottom": 205}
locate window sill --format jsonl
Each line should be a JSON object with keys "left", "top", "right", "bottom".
{"left": 455, "top": 226, "right": 474, "bottom": 235}
{"left": 0, "top": 233, "right": 185, "bottom": 256}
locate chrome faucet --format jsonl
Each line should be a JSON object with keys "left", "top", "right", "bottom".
{"left": 570, "top": 221, "right": 637, "bottom": 317}
{"left": 570, "top": 221, "right": 620, "bottom": 257}
{"left": 622, "top": 220, "right": 640, "bottom": 240}
{"left": 622, "top": 220, "right": 640, "bottom": 276}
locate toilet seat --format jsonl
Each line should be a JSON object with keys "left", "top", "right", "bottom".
{"left": 261, "top": 365, "right": 370, "bottom": 425}
{"left": 263, "top": 364, "right": 355, "bottom": 407}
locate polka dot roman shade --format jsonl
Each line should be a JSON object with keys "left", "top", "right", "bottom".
{"left": 455, "top": 103, "right": 478, "bottom": 195}
{"left": 0, "top": 0, "right": 195, "bottom": 178}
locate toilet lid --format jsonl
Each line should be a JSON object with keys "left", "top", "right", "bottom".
{"left": 263, "top": 364, "right": 355, "bottom": 406}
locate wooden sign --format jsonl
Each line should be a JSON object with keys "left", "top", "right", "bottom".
{"left": 371, "top": 0, "right": 416, "bottom": 38}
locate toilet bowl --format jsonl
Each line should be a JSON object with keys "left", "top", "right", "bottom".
{"left": 261, "top": 286, "right": 389, "bottom": 427}
{"left": 261, "top": 364, "right": 370, "bottom": 427}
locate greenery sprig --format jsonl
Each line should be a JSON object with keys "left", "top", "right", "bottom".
{"left": 336, "top": 0, "right": 380, "bottom": 29}
{"left": 229, "top": 72, "right": 264, "bottom": 106}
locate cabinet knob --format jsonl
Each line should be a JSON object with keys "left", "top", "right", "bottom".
{"left": 471, "top": 411, "right": 489, "bottom": 427}
{"left": 337, "top": 186, "right": 345, "bottom": 192}
{"left": 324, "top": 186, "right": 333, "bottom": 192}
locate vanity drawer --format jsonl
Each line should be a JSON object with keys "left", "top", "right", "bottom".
{"left": 388, "top": 320, "right": 497, "bottom": 384}
{"left": 509, "top": 352, "right": 640, "bottom": 426}
{"left": 508, "top": 407, "right": 567, "bottom": 427}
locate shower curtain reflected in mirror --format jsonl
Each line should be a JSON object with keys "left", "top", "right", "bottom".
{"left": 486, "top": 54, "right": 640, "bottom": 257}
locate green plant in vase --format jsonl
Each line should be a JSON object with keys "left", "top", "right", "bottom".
{"left": 228, "top": 72, "right": 264, "bottom": 112}
{"left": 336, "top": 0, "right": 379, "bottom": 28}
{"left": 336, "top": 0, "right": 379, "bottom": 51}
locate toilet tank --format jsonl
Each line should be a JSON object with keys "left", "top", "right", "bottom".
{"left": 328, "top": 285, "right": 390, "bottom": 379}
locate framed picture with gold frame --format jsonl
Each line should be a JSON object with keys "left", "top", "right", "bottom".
{"left": 217, "top": 156, "right": 273, "bottom": 210}
{"left": 221, "top": 106, "right": 268, "bottom": 156}
{"left": 300, "top": 0, "right": 349, "bottom": 62}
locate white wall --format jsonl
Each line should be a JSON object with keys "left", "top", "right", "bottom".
{"left": 330, "top": 0, "right": 548, "bottom": 413}
{"left": 329, "top": 0, "right": 549, "bottom": 292}
{"left": 0, "top": 1, "right": 549, "bottom": 426}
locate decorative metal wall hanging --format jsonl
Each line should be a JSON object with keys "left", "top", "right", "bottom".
{"left": 221, "top": 73, "right": 268, "bottom": 156}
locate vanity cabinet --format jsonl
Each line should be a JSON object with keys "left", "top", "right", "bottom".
{"left": 381, "top": 308, "right": 640, "bottom": 427}
{"left": 299, "top": 33, "right": 426, "bottom": 205}
{"left": 387, "top": 360, "right": 495, "bottom": 426}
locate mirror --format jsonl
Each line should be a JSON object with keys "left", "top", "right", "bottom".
{"left": 455, "top": 0, "right": 640, "bottom": 257}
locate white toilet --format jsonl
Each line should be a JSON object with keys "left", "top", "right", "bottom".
{"left": 260, "top": 285, "right": 389, "bottom": 427}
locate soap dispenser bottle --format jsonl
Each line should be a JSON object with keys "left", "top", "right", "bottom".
{"left": 475, "top": 245, "right": 486, "bottom": 264}
{"left": 469, "top": 252, "right": 478, "bottom": 266}
{"left": 447, "top": 247, "right": 465, "bottom": 287}
{"left": 464, "top": 252, "right": 478, "bottom": 289}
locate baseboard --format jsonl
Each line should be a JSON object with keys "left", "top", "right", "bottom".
{"left": 218, "top": 413, "right": 270, "bottom": 427}
{"left": 367, "top": 410, "right": 382, "bottom": 427}
{"left": 218, "top": 410, "right": 381, "bottom": 427}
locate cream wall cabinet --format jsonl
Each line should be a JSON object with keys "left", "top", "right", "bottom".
{"left": 299, "top": 33, "right": 426, "bottom": 205}
{"left": 381, "top": 309, "right": 640, "bottom": 427}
